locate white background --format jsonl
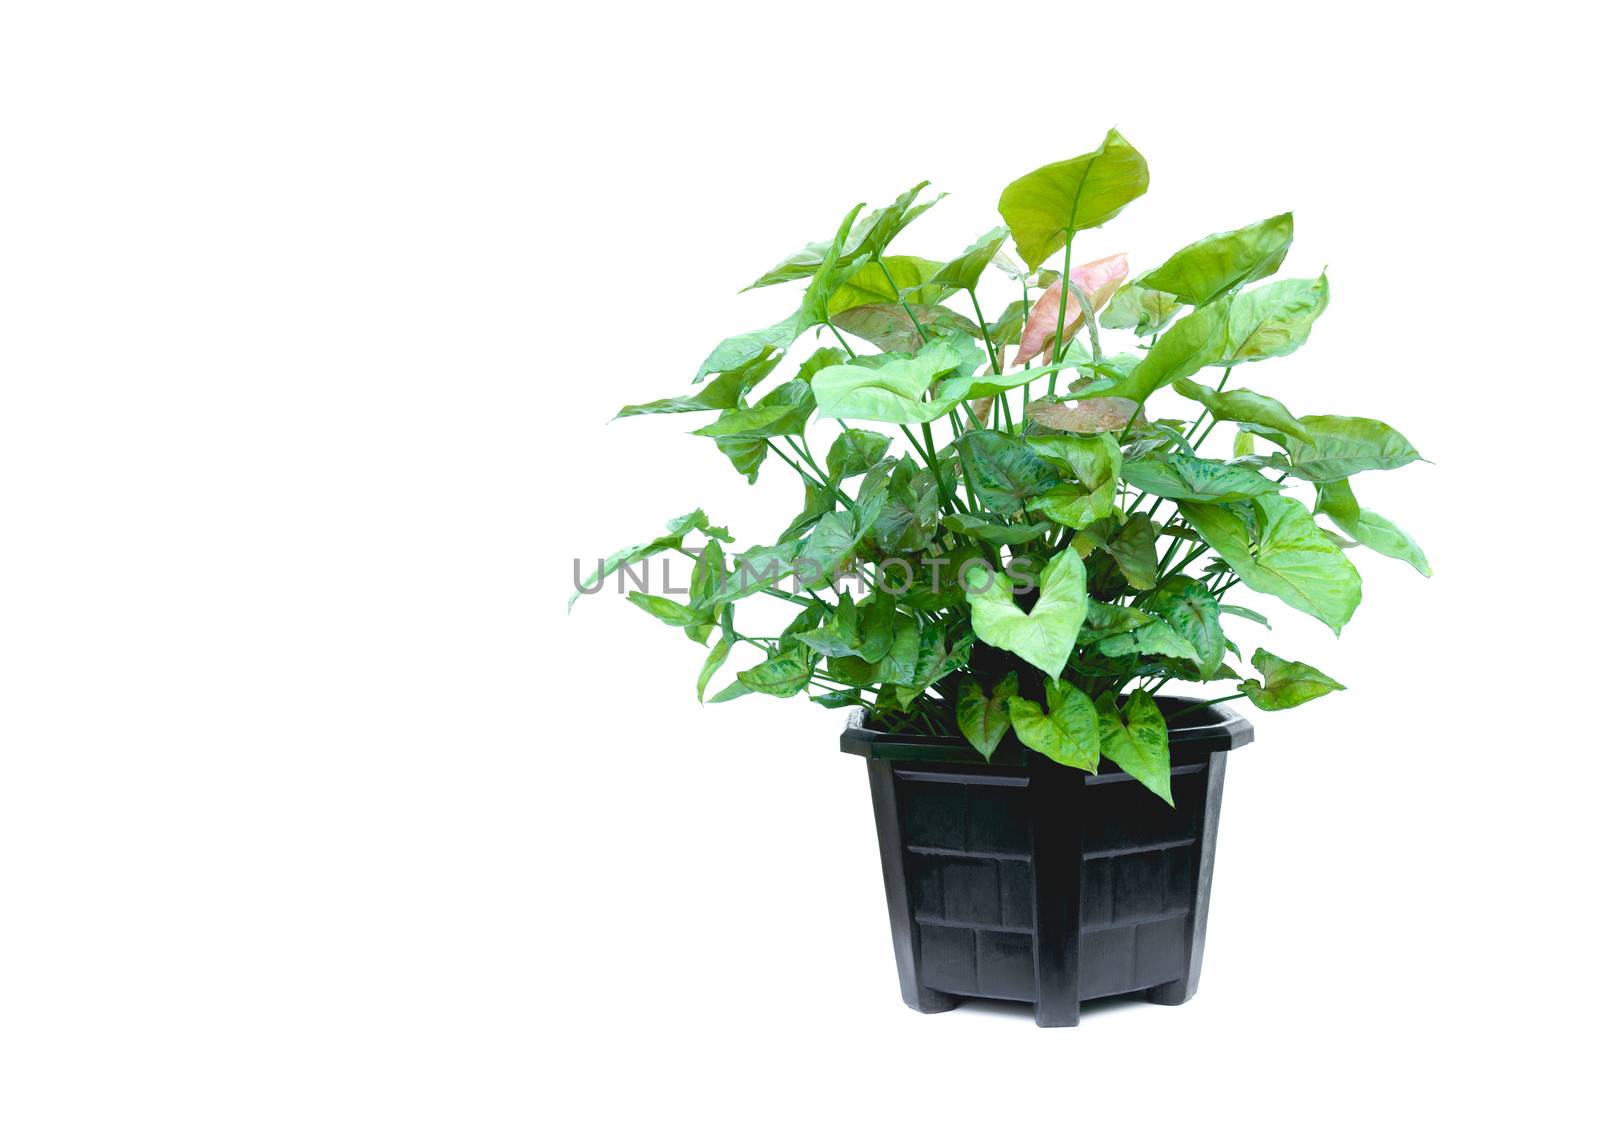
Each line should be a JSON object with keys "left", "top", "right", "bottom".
{"left": 3, "top": 2, "right": 1595, "bottom": 1138}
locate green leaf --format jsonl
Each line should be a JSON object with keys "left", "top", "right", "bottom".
{"left": 953, "top": 429, "right": 1062, "bottom": 514}
{"left": 792, "top": 593, "right": 862, "bottom": 659}
{"left": 875, "top": 615, "right": 922, "bottom": 686}
{"left": 1182, "top": 494, "right": 1363, "bottom": 632}
{"left": 692, "top": 403, "right": 808, "bottom": 440}
{"left": 708, "top": 680, "right": 753, "bottom": 703}
{"left": 942, "top": 513, "right": 1052, "bottom": 546}
{"left": 689, "top": 539, "right": 725, "bottom": 612}
{"left": 697, "top": 636, "right": 734, "bottom": 702}
{"left": 1220, "top": 603, "right": 1271, "bottom": 627}
{"left": 957, "top": 673, "right": 1018, "bottom": 760}
{"left": 895, "top": 627, "right": 974, "bottom": 707}
{"left": 1141, "top": 213, "right": 1294, "bottom": 307}
{"left": 797, "top": 510, "right": 868, "bottom": 587}
{"left": 853, "top": 182, "right": 945, "bottom": 262}
{"left": 616, "top": 349, "right": 783, "bottom": 419}
{"left": 810, "top": 339, "right": 965, "bottom": 423}
{"left": 1080, "top": 601, "right": 1200, "bottom": 665}
{"left": 1072, "top": 297, "right": 1230, "bottom": 405}
{"left": 830, "top": 303, "right": 982, "bottom": 354}
{"left": 1026, "top": 433, "right": 1122, "bottom": 527}
{"left": 780, "top": 481, "right": 834, "bottom": 544}
{"left": 1101, "top": 274, "right": 1183, "bottom": 336}
{"left": 827, "top": 256, "right": 949, "bottom": 314}
{"left": 706, "top": 541, "right": 799, "bottom": 606}
{"left": 1285, "top": 416, "right": 1424, "bottom": 482}
{"left": 741, "top": 184, "right": 939, "bottom": 290}
{"left": 868, "top": 456, "right": 935, "bottom": 553}
{"left": 1122, "top": 453, "right": 1281, "bottom": 502}
{"left": 715, "top": 436, "right": 768, "bottom": 484}
{"left": 929, "top": 226, "right": 1009, "bottom": 293}
{"left": 571, "top": 509, "right": 717, "bottom": 609}
{"left": 1221, "top": 273, "right": 1330, "bottom": 364}
{"left": 1173, "top": 377, "right": 1311, "bottom": 443}
{"left": 985, "top": 299, "right": 1029, "bottom": 346}
{"left": 698, "top": 202, "right": 867, "bottom": 382}
{"left": 627, "top": 591, "right": 705, "bottom": 628}
{"left": 1096, "top": 691, "right": 1172, "bottom": 805}
{"left": 1103, "top": 514, "right": 1158, "bottom": 589}
{"left": 1241, "top": 648, "right": 1345, "bottom": 711}
{"left": 1148, "top": 576, "right": 1226, "bottom": 679}
{"left": 1314, "top": 479, "right": 1431, "bottom": 576}
{"left": 935, "top": 367, "right": 1039, "bottom": 406}
{"left": 825, "top": 427, "right": 891, "bottom": 479}
{"left": 964, "top": 549, "right": 1088, "bottom": 679}
{"left": 737, "top": 648, "right": 815, "bottom": 697}
{"left": 1008, "top": 678, "right": 1100, "bottom": 771}
{"left": 999, "top": 129, "right": 1149, "bottom": 269}
{"left": 692, "top": 312, "right": 810, "bottom": 386}
{"left": 810, "top": 689, "right": 863, "bottom": 709}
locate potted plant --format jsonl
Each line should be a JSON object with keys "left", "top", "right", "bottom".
{"left": 573, "top": 129, "right": 1429, "bottom": 1026}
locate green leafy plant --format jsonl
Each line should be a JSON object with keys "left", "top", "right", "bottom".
{"left": 576, "top": 129, "right": 1429, "bottom": 804}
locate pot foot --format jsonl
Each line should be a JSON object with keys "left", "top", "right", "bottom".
{"left": 1145, "top": 979, "right": 1195, "bottom": 1006}
{"left": 906, "top": 987, "right": 960, "bottom": 1014}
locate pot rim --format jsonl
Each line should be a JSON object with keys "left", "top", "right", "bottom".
{"left": 840, "top": 696, "right": 1253, "bottom": 768}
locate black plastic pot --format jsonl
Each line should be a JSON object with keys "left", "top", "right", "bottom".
{"left": 841, "top": 700, "right": 1253, "bottom": 1027}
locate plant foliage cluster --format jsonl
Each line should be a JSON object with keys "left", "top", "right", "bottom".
{"left": 575, "top": 129, "right": 1429, "bottom": 803}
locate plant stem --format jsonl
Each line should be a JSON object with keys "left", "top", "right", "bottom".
{"left": 1188, "top": 367, "right": 1232, "bottom": 451}
{"left": 786, "top": 434, "right": 837, "bottom": 490}
{"left": 1166, "top": 692, "right": 1246, "bottom": 721}
{"left": 921, "top": 420, "right": 957, "bottom": 512}
{"left": 875, "top": 257, "right": 929, "bottom": 346}
{"left": 968, "top": 287, "right": 1004, "bottom": 377}
{"left": 1047, "top": 235, "right": 1074, "bottom": 394}
{"left": 826, "top": 321, "right": 857, "bottom": 358}
{"left": 1066, "top": 280, "right": 1101, "bottom": 363}
{"left": 769, "top": 439, "right": 853, "bottom": 509}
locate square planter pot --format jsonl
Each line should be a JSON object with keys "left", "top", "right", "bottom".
{"left": 840, "top": 700, "right": 1253, "bottom": 1027}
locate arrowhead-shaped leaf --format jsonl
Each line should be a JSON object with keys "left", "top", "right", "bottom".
{"left": 1096, "top": 690, "right": 1173, "bottom": 804}
{"left": 1173, "top": 377, "right": 1311, "bottom": 443}
{"left": 957, "top": 673, "right": 1018, "bottom": 760}
{"left": 1147, "top": 576, "right": 1226, "bottom": 678}
{"left": 827, "top": 255, "right": 951, "bottom": 314}
{"left": 1182, "top": 494, "right": 1363, "bottom": 632}
{"left": 1241, "top": 648, "right": 1345, "bottom": 710}
{"left": 942, "top": 513, "right": 1052, "bottom": 546}
{"left": 1314, "top": 478, "right": 1431, "bottom": 576}
{"left": 1008, "top": 678, "right": 1100, "bottom": 771}
{"left": 953, "top": 429, "right": 1062, "bottom": 514}
{"left": 964, "top": 549, "right": 1088, "bottom": 678}
{"left": 929, "top": 227, "right": 1010, "bottom": 293}
{"left": 1285, "top": 416, "right": 1424, "bottom": 482}
{"left": 1122, "top": 453, "right": 1281, "bottom": 503}
{"left": 1101, "top": 274, "right": 1184, "bottom": 336}
{"left": 1026, "top": 433, "right": 1122, "bottom": 528}
{"left": 1221, "top": 273, "right": 1330, "bottom": 364}
{"left": 571, "top": 510, "right": 721, "bottom": 609}
{"left": 737, "top": 647, "right": 815, "bottom": 697}
{"left": 1071, "top": 297, "right": 1230, "bottom": 405}
{"left": 830, "top": 303, "right": 981, "bottom": 353}
{"left": 810, "top": 339, "right": 966, "bottom": 423}
{"left": 999, "top": 129, "right": 1149, "bottom": 270}
{"left": 1141, "top": 213, "right": 1294, "bottom": 307}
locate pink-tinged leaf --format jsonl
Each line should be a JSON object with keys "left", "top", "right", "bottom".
{"left": 1026, "top": 396, "right": 1144, "bottom": 433}
{"left": 1013, "top": 253, "right": 1129, "bottom": 367}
